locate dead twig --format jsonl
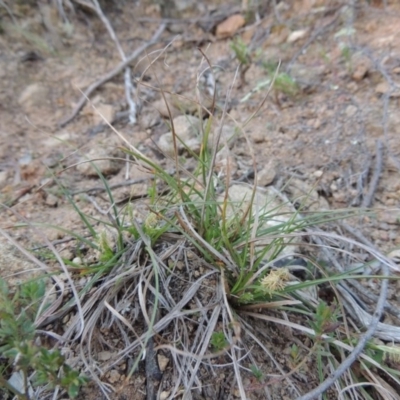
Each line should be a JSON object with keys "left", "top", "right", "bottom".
{"left": 70, "top": 168, "right": 176, "bottom": 195}
{"left": 361, "top": 139, "right": 384, "bottom": 208}
{"left": 71, "top": 177, "right": 153, "bottom": 195}
{"left": 350, "top": 154, "right": 372, "bottom": 207}
{"left": 0, "top": 0, "right": 18, "bottom": 25}
{"left": 340, "top": 221, "right": 400, "bottom": 321}
{"left": 30, "top": 234, "right": 89, "bottom": 251}
{"left": 59, "top": 23, "right": 166, "bottom": 127}
{"left": 90, "top": 0, "right": 138, "bottom": 125}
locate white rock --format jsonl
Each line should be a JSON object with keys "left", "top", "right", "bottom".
{"left": 72, "top": 257, "right": 82, "bottom": 265}
{"left": 208, "top": 125, "right": 237, "bottom": 150}
{"left": 219, "top": 184, "right": 300, "bottom": 261}
{"left": 388, "top": 249, "right": 400, "bottom": 262}
{"left": 120, "top": 167, "right": 153, "bottom": 198}
{"left": 92, "top": 103, "right": 115, "bottom": 125}
{"left": 257, "top": 163, "right": 276, "bottom": 186}
{"left": 107, "top": 370, "right": 120, "bottom": 383}
{"left": 157, "top": 115, "right": 202, "bottom": 156}
{"left": 60, "top": 249, "right": 74, "bottom": 261}
{"left": 98, "top": 351, "right": 113, "bottom": 361}
{"left": 173, "top": 115, "right": 202, "bottom": 139}
{"left": 287, "top": 29, "right": 307, "bottom": 43}
{"left": 8, "top": 372, "right": 34, "bottom": 398}
{"left": 160, "top": 392, "right": 170, "bottom": 400}
{"left": 43, "top": 132, "right": 75, "bottom": 149}
{"left": 157, "top": 354, "right": 169, "bottom": 372}
{"left": 18, "top": 83, "right": 49, "bottom": 110}
{"left": 77, "top": 148, "right": 123, "bottom": 177}
{"left": 152, "top": 96, "right": 180, "bottom": 118}
{"left": 45, "top": 193, "right": 58, "bottom": 207}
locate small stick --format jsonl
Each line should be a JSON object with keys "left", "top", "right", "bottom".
{"left": 350, "top": 154, "right": 372, "bottom": 207}
{"left": 59, "top": 23, "right": 166, "bottom": 127}
{"left": 71, "top": 177, "right": 153, "bottom": 195}
{"left": 361, "top": 139, "right": 384, "bottom": 208}
{"left": 70, "top": 168, "right": 176, "bottom": 195}
{"left": 340, "top": 221, "right": 400, "bottom": 321}
{"left": 30, "top": 235, "right": 88, "bottom": 251}
{"left": 91, "top": 0, "right": 138, "bottom": 125}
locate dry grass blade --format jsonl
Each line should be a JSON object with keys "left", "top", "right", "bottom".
{"left": 338, "top": 284, "right": 400, "bottom": 341}
{"left": 296, "top": 260, "right": 389, "bottom": 400}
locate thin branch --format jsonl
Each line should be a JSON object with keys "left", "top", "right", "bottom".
{"left": 90, "top": 0, "right": 138, "bottom": 125}
{"left": 0, "top": 0, "right": 18, "bottom": 25}
{"left": 59, "top": 23, "right": 166, "bottom": 127}
{"left": 361, "top": 139, "right": 384, "bottom": 208}
{"left": 350, "top": 154, "right": 372, "bottom": 207}
{"left": 340, "top": 221, "right": 400, "bottom": 321}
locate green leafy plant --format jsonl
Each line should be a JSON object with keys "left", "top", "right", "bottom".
{"left": 249, "top": 364, "right": 263, "bottom": 381}
{"left": 230, "top": 37, "right": 252, "bottom": 86}
{"left": 309, "top": 300, "right": 340, "bottom": 339}
{"left": 339, "top": 43, "right": 353, "bottom": 72}
{"left": 0, "top": 278, "right": 88, "bottom": 399}
{"left": 210, "top": 331, "right": 228, "bottom": 352}
{"left": 262, "top": 61, "right": 298, "bottom": 103}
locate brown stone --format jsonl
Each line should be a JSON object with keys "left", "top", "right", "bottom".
{"left": 216, "top": 14, "right": 245, "bottom": 39}
{"left": 352, "top": 64, "right": 368, "bottom": 81}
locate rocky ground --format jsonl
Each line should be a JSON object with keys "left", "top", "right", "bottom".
{"left": 1, "top": 0, "right": 400, "bottom": 399}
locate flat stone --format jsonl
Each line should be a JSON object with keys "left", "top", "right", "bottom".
{"left": 257, "top": 163, "right": 276, "bottom": 186}
{"left": 77, "top": 148, "right": 123, "bottom": 177}
{"left": 152, "top": 96, "right": 180, "bottom": 118}
{"left": 98, "top": 351, "right": 113, "bottom": 361}
{"left": 352, "top": 63, "right": 369, "bottom": 81}
{"left": 158, "top": 354, "right": 169, "bottom": 372}
{"left": 287, "top": 29, "right": 307, "bottom": 43}
{"left": 18, "top": 83, "right": 49, "bottom": 110}
{"left": 45, "top": 193, "right": 58, "bottom": 207}
{"left": 219, "top": 184, "right": 301, "bottom": 261}
{"left": 92, "top": 103, "right": 115, "bottom": 125}
{"left": 157, "top": 115, "right": 202, "bottom": 156}
{"left": 107, "top": 370, "right": 120, "bottom": 383}
{"left": 216, "top": 14, "right": 245, "bottom": 39}
{"left": 375, "top": 81, "right": 400, "bottom": 97}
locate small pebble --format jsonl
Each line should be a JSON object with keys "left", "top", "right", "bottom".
{"left": 72, "top": 257, "right": 82, "bottom": 265}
